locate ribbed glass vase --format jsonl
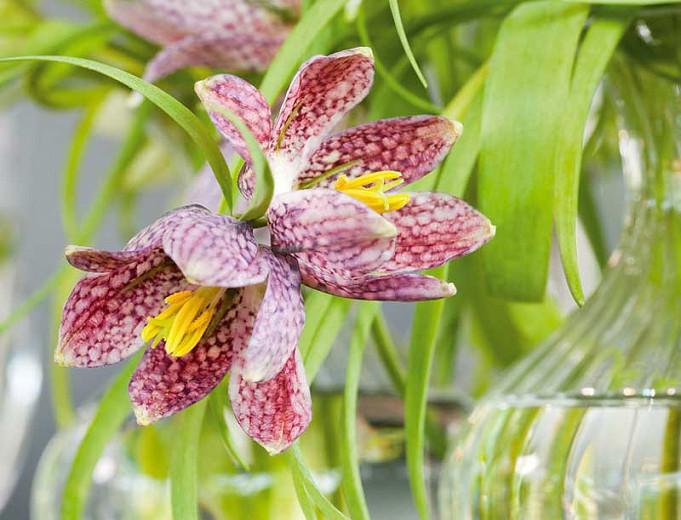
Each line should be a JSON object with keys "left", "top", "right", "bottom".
{"left": 439, "top": 18, "right": 681, "bottom": 520}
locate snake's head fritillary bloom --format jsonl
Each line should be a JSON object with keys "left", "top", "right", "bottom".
{"left": 57, "top": 48, "right": 496, "bottom": 456}
{"left": 104, "top": 0, "right": 300, "bottom": 82}
{"left": 196, "top": 47, "right": 496, "bottom": 301}
{"left": 56, "top": 206, "right": 310, "bottom": 453}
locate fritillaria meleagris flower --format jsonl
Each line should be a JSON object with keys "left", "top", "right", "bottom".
{"left": 56, "top": 48, "right": 494, "bottom": 455}
{"left": 56, "top": 207, "right": 311, "bottom": 453}
{"left": 195, "top": 47, "right": 496, "bottom": 301}
{"left": 104, "top": 0, "right": 300, "bottom": 82}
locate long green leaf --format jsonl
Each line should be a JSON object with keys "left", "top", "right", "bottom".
{"left": 401, "top": 62, "right": 488, "bottom": 518}
{"left": 60, "top": 353, "right": 142, "bottom": 520}
{"left": 289, "top": 445, "right": 349, "bottom": 520}
{"left": 388, "top": 0, "right": 428, "bottom": 88}
{"left": 0, "top": 55, "right": 233, "bottom": 212}
{"left": 478, "top": 2, "right": 589, "bottom": 300}
{"left": 290, "top": 459, "right": 317, "bottom": 520}
{"left": 301, "top": 295, "right": 353, "bottom": 381}
{"left": 357, "top": 4, "right": 438, "bottom": 112}
{"left": 555, "top": 12, "right": 629, "bottom": 305}
{"left": 207, "top": 382, "right": 250, "bottom": 471}
{"left": 341, "top": 301, "right": 380, "bottom": 520}
{"left": 170, "top": 400, "right": 207, "bottom": 520}
{"left": 61, "top": 95, "right": 106, "bottom": 240}
{"left": 194, "top": 84, "right": 273, "bottom": 220}
{"left": 259, "top": 0, "right": 347, "bottom": 104}
{"left": 404, "top": 266, "right": 447, "bottom": 520}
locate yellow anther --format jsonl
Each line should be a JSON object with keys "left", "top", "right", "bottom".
{"left": 334, "top": 170, "right": 411, "bottom": 214}
{"left": 141, "top": 287, "right": 225, "bottom": 357}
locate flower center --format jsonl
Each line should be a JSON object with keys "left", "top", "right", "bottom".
{"left": 141, "top": 287, "right": 225, "bottom": 357}
{"left": 334, "top": 170, "right": 411, "bottom": 214}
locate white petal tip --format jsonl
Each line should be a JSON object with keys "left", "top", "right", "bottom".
{"left": 354, "top": 46, "right": 374, "bottom": 59}
{"left": 64, "top": 244, "right": 88, "bottom": 257}
{"left": 239, "top": 365, "right": 268, "bottom": 384}
{"left": 375, "top": 218, "right": 398, "bottom": 238}
{"left": 133, "top": 407, "right": 153, "bottom": 426}
{"left": 446, "top": 282, "right": 457, "bottom": 296}
{"left": 263, "top": 440, "right": 289, "bottom": 456}
{"left": 451, "top": 119, "right": 464, "bottom": 137}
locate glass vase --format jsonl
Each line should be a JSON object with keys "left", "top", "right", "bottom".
{"left": 439, "top": 17, "right": 681, "bottom": 520}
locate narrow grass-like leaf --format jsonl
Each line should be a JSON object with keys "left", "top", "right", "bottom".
{"left": 357, "top": 5, "right": 438, "bottom": 112}
{"left": 0, "top": 55, "right": 233, "bottom": 212}
{"left": 478, "top": 2, "right": 589, "bottom": 300}
{"left": 289, "top": 445, "right": 349, "bottom": 520}
{"left": 341, "top": 301, "right": 380, "bottom": 520}
{"left": 436, "top": 94, "right": 482, "bottom": 197}
{"left": 388, "top": 0, "right": 428, "bottom": 88}
{"left": 302, "top": 295, "right": 353, "bottom": 381}
{"left": 405, "top": 266, "right": 447, "bottom": 520}
{"left": 298, "top": 291, "right": 334, "bottom": 360}
{"left": 207, "top": 382, "right": 250, "bottom": 471}
{"left": 402, "top": 62, "right": 489, "bottom": 518}
{"left": 555, "top": 13, "right": 629, "bottom": 305}
{"left": 290, "top": 459, "right": 316, "bottom": 520}
{"left": 0, "top": 102, "right": 147, "bottom": 340}
{"left": 61, "top": 95, "right": 105, "bottom": 241}
{"left": 195, "top": 87, "right": 273, "bottom": 221}
{"left": 371, "top": 314, "right": 406, "bottom": 394}
{"left": 60, "top": 352, "right": 142, "bottom": 520}
{"left": 170, "top": 400, "right": 207, "bottom": 520}
{"left": 259, "top": 0, "right": 347, "bottom": 104}
{"left": 371, "top": 313, "right": 448, "bottom": 457}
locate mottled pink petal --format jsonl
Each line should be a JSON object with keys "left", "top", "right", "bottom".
{"left": 293, "top": 235, "right": 395, "bottom": 276}
{"left": 270, "top": 48, "right": 374, "bottom": 176}
{"left": 104, "top": 0, "right": 292, "bottom": 47}
{"left": 129, "top": 287, "right": 260, "bottom": 424}
{"left": 298, "top": 116, "right": 461, "bottom": 188}
{"left": 380, "top": 193, "right": 495, "bottom": 273}
{"left": 195, "top": 74, "right": 273, "bottom": 164}
{"left": 161, "top": 209, "right": 268, "bottom": 287}
{"left": 145, "top": 34, "right": 285, "bottom": 82}
{"left": 268, "top": 188, "right": 397, "bottom": 255}
{"left": 56, "top": 262, "right": 188, "bottom": 368}
{"left": 124, "top": 205, "right": 209, "bottom": 251}
{"left": 299, "top": 262, "right": 456, "bottom": 301}
{"left": 104, "top": 0, "right": 188, "bottom": 45}
{"left": 230, "top": 349, "right": 311, "bottom": 454}
{"left": 65, "top": 245, "right": 159, "bottom": 273}
{"left": 240, "top": 251, "right": 304, "bottom": 382}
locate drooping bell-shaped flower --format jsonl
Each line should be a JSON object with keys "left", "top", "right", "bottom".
{"left": 56, "top": 206, "right": 314, "bottom": 453}
{"left": 104, "top": 0, "right": 300, "bottom": 82}
{"left": 195, "top": 47, "right": 496, "bottom": 301}
{"left": 57, "top": 48, "right": 495, "bottom": 455}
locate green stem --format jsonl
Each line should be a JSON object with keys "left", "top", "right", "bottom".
{"left": 371, "top": 314, "right": 448, "bottom": 457}
{"left": 62, "top": 94, "right": 106, "bottom": 241}
{"left": 170, "top": 400, "right": 208, "bottom": 520}
{"left": 341, "top": 302, "right": 380, "bottom": 520}
{"left": 60, "top": 353, "right": 142, "bottom": 520}
{"left": 371, "top": 314, "right": 406, "bottom": 394}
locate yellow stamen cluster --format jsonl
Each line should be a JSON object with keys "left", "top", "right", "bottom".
{"left": 141, "top": 287, "right": 225, "bottom": 357}
{"left": 335, "top": 170, "right": 411, "bottom": 214}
